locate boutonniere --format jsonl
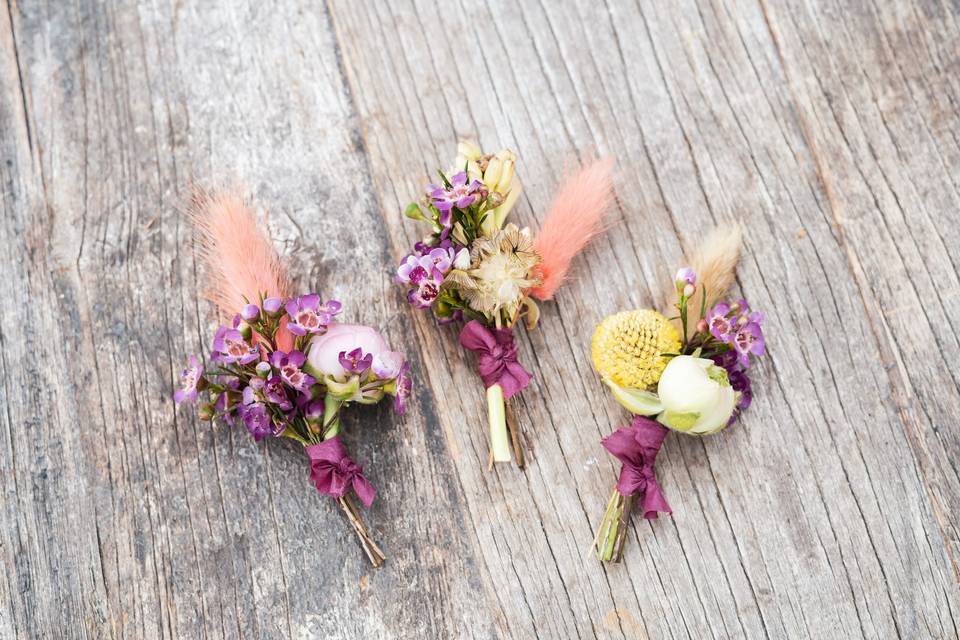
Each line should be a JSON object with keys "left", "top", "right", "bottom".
{"left": 590, "top": 225, "right": 766, "bottom": 562}
{"left": 174, "top": 192, "right": 411, "bottom": 566}
{"left": 395, "top": 141, "right": 613, "bottom": 466}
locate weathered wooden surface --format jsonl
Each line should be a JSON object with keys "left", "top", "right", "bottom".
{"left": 1, "top": 0, "right": 959, "bottom": 637}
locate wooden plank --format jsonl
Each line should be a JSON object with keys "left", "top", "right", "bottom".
{"left": 0, "top": 0, "right": 958, "bottom": 638}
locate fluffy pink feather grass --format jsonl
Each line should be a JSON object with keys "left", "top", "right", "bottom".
{"left": 529, "top": 158, "right": 615, "bottom": 300}
{"left": 187, "top": 189, "right": 290, "bottom": 314}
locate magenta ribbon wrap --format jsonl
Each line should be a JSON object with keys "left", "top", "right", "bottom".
{"left": 306, "top": 436, "right": 376, "bottom": 507}
{"left": 458, "top": 320, "right": 532, "bottom": 399}
{"left": 601, "top": 416, "right": 672, "bottom": 519}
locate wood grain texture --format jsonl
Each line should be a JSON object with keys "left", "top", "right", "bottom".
{"left": 1, "top": 0, "right": 958, "bottom": 638}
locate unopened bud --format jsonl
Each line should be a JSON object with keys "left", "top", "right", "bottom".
{"left": 263, "top": 297, "right": 284, "bottom": 317}
{"left": 198, "top": 403, "right": 216, "bottom": 421}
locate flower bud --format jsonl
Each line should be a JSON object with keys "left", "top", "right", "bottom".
{"left": 237, "top": 320, "right": 253, "bottom": 340}
{"left": 404, "top": 202, "right": 428, "bottom": 221}
{"left": 198, "top": 402, "right": 216, "bottom": 421}
{"left": 495, "top": 157, "right": 515, "bottom": 193}
{"left": 657, "top": 355, "right": 735, "bottom": 435}
{"left": 696, "top": 319, "right": 708, "bottom": 333}
{"left": 483, "top": 156, "right": 503, "bottom": 191}
{"left": 255, "top": 361, "right": 272, "bottom": 378}
{"left": 486, "top": 192, "right": 504, "bottom": 209}
{"left": 455, "top": 140, "right": 482, "bottom": 164}
{"left": 240, "top": 303, "right": 260, "bottom": 322}
{"left": 675, "top": 267, "right": 696, "bottom": 296}
{"left": 263, "top": 297, "right": 284, "bottom": 317}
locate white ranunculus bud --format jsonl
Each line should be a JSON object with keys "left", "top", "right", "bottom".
{"left": 657, "top": 355, "right": 735, "bottom": 435}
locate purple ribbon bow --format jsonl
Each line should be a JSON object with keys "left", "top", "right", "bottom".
{"left": 306, "top": 436, "right": 376, "bottom": 507}
{"left": 458, "top": 320, "right": 532, "bottom": 399}
{"left": 601, "top": 416, "right": 672, "bottom": 519}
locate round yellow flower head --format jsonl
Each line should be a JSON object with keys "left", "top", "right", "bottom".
{"left": 591, "top": 310, "right": 681, "bottom": 390}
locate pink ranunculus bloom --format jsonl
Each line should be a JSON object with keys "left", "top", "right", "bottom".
{"left": 306, "top": 323, "right": 404, "bottom": 381}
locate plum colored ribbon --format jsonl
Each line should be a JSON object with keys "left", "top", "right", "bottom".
{"left": 601, "top": 416, "right": 672, "bottom": 519}
{"left": 306, "top": 436, "right": 375, "bottom": 507}
{"left": 458, "top": 320, "right": 532, "bottom": 399}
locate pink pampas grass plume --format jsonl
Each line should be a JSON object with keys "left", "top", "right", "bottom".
{"left": 528, "top": 158, "right": 615, "bottom": 301}
{"left": 187, "top": 190, "right": 295, "bottom": 351}
{"left": 188, "top": 190, "right": 290, "bottom": 310}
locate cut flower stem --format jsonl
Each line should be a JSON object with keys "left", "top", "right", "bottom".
{"left": 318, "top": 397, "right": 386, "bottom": 567}
{"left": 592, "top": 489, "right": 634, "bottom": 563}
{"left": 337, "top": 495, "right": 385, "bottom": 567}
{"left": 487, "top": 384, "right": 523, "bottom": 469}
{"left": 487, "top": 384, "right": 513, "bottom": 463}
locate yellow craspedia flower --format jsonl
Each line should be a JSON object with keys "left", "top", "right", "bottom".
{"left": 591, "top": 310, "right": 681, "bottom": 390}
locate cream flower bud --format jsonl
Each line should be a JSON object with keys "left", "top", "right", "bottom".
{"left": 657, "top": 355, "right": 735, "bottom": 435}
{"left": 456, "top": 140, "right": 481, "bottom": 162}
{"left": 495, "top": 157, "right": 515, "bottom": 193}
{"left": 483, "top": 156, "right": 503, "bottom": 191}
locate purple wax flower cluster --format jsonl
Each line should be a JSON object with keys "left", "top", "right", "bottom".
{"left": 396, "top": 241, "right": 469, "bottom": 311}
{"left": 174, "top": 294, "right": 411, "bottom": 445}
{"left": 673, "top": 268, "right": 767, "bottom": 428}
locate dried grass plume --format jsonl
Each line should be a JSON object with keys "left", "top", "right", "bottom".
{"left": 528, "top": 158, "right": 615, "bottom": 300}
{"left": 187, "top": 189, "right": 290, "bottom": 315}
{"left": 672, "top": 223, "right": 742, "bottom": 335}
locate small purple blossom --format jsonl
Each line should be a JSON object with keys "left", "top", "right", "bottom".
{"left": 372, "top": 350, "right": 405, "bottom": 379}
{"left": 240, "top": 303, "right": 260, "bottom": 322}
{"left": 707, "top": 302, "right": 735, "bottom": 342}
{"left": 212, "top": 317, "right": 260, "bottom": 365}
{"left": 394, "top": 361, "right": 412, "bottom": 415}
{"left": 396, "top": 244, "right": 467, "bottom": 310}
{"left": 733, "top": 318, "right": 765, "bottom": 366}
{"left": 262, "top": 375, "right": 293, "bottom": 411}
{"left": 240, "top": 385, "right": 275, "bottom": 441}
{"left": 270, "top": 350, "right": 315, "bottom": 392}
{"left": 285, "top": 294, "right": 342, "bottom": 336}
{"left": 676, "top": 267, "right": 696, "bottom": 286}
{"left": 174, "top": 355, "right": 204, "bottom": 404}
{"left": 339, "top": 348, "right": 373, "bottom": 375}
{"left": 428, "top": 171, "right": 485, "bottom": 218}
{"left": 263, "top": 296, "right": 284, "bottom": 316}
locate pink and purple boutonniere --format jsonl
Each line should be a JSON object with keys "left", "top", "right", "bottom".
{"left": 174, "top": 192, "right": 411, "bottom": 567}
{"left": 395, "top": 141, "right": 614, "bottom": 466}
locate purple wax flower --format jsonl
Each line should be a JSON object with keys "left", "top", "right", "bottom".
{"left": 428, "top": 171, "right": 485, "bottom": 218}
{"left": 263, "top": 296, "right": 284, "bottom": 316}
{"left": 240, "top": 386, "right": 275, "bottom": 441}
{"left": 407, "top": 278, "right": 442, "bottom": 308}
{"left": 394, "top": 361, "right": 412, "bottom": 415}
{"left": 174, "top": 355, "right": 204, "bottom": 404}
{"left": 262, "top": 375, "right": 293, "bottom": 411}
{"left": 269, "top": 350, "right": 315, "bottom": 392}
{"left": 212, "top": 317, "right": 260, "bottom": 365}
{"left": 240, "top": 303, "right": 260, "bottom": 322}
{"left": 733, "top": 318, "right": 765, "bottom": 366}
{"left": 285, "top": 294, "right": 342, "bottom": 336}
{"left": 707, "top": 302, "right": 735, "bottom": 342}
{"left": 339, "top": 347, "right": 374, "bottom": 375}
{"left": 675, "top": 267, "right": 696, "bottom": 287}
{"left": 372, "top": 350, "right": 405, "bottom": 379}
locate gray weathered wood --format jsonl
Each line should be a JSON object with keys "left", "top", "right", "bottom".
{"left": 1, "top": 0, "right": 958, "bottom": 638}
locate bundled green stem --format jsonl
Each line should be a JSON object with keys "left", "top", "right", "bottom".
{"left": 592, "top": 490, "right": 634, "bottom": 563}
